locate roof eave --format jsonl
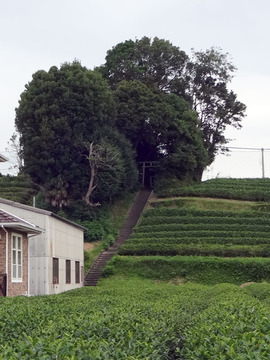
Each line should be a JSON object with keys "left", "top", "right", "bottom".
{"left": 0, "top": 223, "right": 42, "bottom": 235}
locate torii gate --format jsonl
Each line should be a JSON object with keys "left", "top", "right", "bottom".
{"left": 139, "top": 161, "right": 160, "bottom": 187}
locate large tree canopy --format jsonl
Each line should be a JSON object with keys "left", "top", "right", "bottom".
{"left": 183, "top": 48, "right": 246, "bottom": 163}
{"left": 114, "top": 80, "right": 208, "bottom": 179}
{"left": 15, "top": 61, "right": 137, "bottom": 207}
{"left": 100, "top": 37, "right": 246, "bottom": 171}
{"left": 15, "top": 37, "right": 246, "bottom": 209}
{"left": 99, "top": 36, "right": 188, "bottom": 92}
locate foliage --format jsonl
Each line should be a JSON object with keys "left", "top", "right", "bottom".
{"left": 84, "top": 243, "right": 103, "bottom": 275}
{"left": 0, "top": 279, "right": 270, "bottom": 360}
{"left": 99, "top": 36, "right": 188, "bottom": 92}
{"left": 100, "top": 37, "right": 246, "bottom": 172}
{"left": 114, "top": 80, "right": 208, "bottom": 180}
{"left": 87, "top": 128, "right": 138, "bottom": 204}
{"left": 102, "top": 234, "right": 115, "bottom": 250}
{"left": 180, "top": 298, "right": 270, "bottom": 359}
{"left": 78, "top": 190, "right": 136, "bottom": 242}
{"left": 83, "top": 140, "right": 125, "bottom": 206}
{"left": 119, "top": 242, "right": 270, "bottom": 258}
{"left": 2, "top": 280, "right": 270, "bottom": 358}
{"left": 81, "top": 219, "right": 108, "bottom": 242}
{"left": 157, "top": 177, "right": 270, "bottom": 201}
{"left": 0, "top": 174, "right": 38, "bottom": 205}
{"left": 4, "top": 132, "right": 23, "bottom": 171}
{"left": 15, "top": 61, "right": 137, "bottom": 208}
{"left": 150, "top": 196, "right": 258, "bottom": 212}
{"left": 104, "top": 255, "right": 270, "bottom": 285}
{"left": 120, "top": 204, "right": 270, "bottom": 257}
{"left": 184, "top": 48, "right": 246, "bottom": 164}
{"left": 0, "top": 280, "right": 208, "bottom": 359}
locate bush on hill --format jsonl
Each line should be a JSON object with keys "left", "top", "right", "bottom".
{"left": 156, "top": 177, "right": 270, "bottom": 201}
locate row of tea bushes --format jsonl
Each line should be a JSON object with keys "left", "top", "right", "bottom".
{"left": 136, "top": 223, "right": 270, "bottom": 233}
{"left": 119, "top": 242, "right": 270, "bottom": 257}
{"left": 0, "top": 280, "right": 239, "bottom": 359}
{"left": 2, "top": 278, "right": 270, "bottom": 359}
{"left": 141, "top": 207, "right": 270, "bottom": 220}
{"left": 127, "top": 235, "right": 270, "bottom": 246}
{"left": 180, "top": 292, "right": 270, "bottom": 359}
{"left": 104, "top": 256, "right": 270, "bottom": 285}
{"left": 120, "top": 207, "right": 270, "bottom": 257}
{"left": 157, "top": 178, "right": 270, "bottom": 201}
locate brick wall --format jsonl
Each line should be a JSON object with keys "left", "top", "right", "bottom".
{"left": 7, "top": 231, "right": 28, "bottom": 297}
{"left": 0, "top": 228, "right": 6, "bottom": 274}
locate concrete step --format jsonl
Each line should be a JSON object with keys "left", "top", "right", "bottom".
{"left": 84, "top": 188, "right": 152, "bottom": 286}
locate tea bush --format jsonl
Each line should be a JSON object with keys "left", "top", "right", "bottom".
{"left": 157, "top": 178, "right": 270, "bottom": 202}
{"left": 180, "top": 297, "right": 270, "bottom": 359}
{"left": 0, "top": 281, "right": 232, "bottom": 359}
{"left": 105, "top": 256, "right": 270, "bottom": 284}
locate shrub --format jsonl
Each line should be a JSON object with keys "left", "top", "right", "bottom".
{"left": 105, "top": 256, "right": 270, "bottom": 284}
{"left": 180, "top": 298, "right": 270, "bottom": 359}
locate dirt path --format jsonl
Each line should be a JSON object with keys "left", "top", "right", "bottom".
{"left": 84, "top": 242, "right": 97, "bottom": 251}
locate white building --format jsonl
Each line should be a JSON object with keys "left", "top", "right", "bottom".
{"left": 0, "top": 197, "right": 84, "bottom": 296}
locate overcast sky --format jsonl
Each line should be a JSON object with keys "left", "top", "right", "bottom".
{"left": 1, "top": 0, "right": 270, "bottom": 178}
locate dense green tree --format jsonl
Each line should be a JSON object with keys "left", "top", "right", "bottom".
{"left": 81, "top": 128, "right": 138, "bottom": 206}
{"left": 182, "top": 48, "right": 247, "bottom": 164}
{"left": 99, "top": 36, "right": 188, "bottom": 92}
{"left": 114, "top": 80, "right": 164, "bottom": 161}
{"left": 114, "top": 80, "right": 208, "bottom": 180}
{"left": 15, "top": 61, "right": 137, "bottom": 207}
{"left": 100, "top": 38, "right": 246, "bottom": 174}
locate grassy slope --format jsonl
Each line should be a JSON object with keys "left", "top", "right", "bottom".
{"left": 83, "top": 192, "right": 137, "bottom": 273}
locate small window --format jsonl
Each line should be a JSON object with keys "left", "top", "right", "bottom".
{"left": 75, "top": 261, "right": 80, "bottom": 283}
{"left": 12, "top": 234, "right": 22, "bottom": 282}
{"left": 66, "top": 260, "right": 71, "bottom": 284}
{"left": 53, "top": 258, "right": 59, "bottom": 284}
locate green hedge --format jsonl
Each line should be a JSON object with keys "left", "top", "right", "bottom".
{"left": 142, "top": 208, "right": 270, "bottom": 219}
{"left": 180, "top": 297, "right": 270, "bottom": 359}
{"left": 131, "top": 230, "right": 270, "bottom": 240}
{"left": 157, "top": 178, "right": 270, "bottom": 202}
{"left": 135, "top": 223, "right": 270, "bottom": 233}
{"left": 118, "top": 243, "right": 270, "bottom": 257}
{"left": 127, "top": 235, "right": 270, "bottom": 246}
{"left": 104, "top": 255, "right": 270, "bottom": 284}
{"left": 139, "top": 214, "right": 270, "bottom": 226}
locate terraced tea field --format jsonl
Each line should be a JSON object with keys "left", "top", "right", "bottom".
{"left": 119, "top": 207, "right": 270, "bottom": 257}
{"left": 3, "top": 280, "right": 270, "bottom": 359}
{"left": 108, "top": 183, "right": 270, "bottom": 286}
{"left": 3, "top": 178, "right": 270, "bottom": 359}
{"left": 158, "top": 177, "right": 270, "bottom": 202}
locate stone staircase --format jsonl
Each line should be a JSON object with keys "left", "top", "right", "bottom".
{"left": 84, "top": 188, "right": 152, "bottom": 286}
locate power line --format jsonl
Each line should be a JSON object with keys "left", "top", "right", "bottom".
{"left": 225, "top": 146, "right": 268, "bottom": 178}
{"left": 227, "top": 146, "right": 270, "bottom": 151}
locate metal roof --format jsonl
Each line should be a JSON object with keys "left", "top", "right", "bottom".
{"left": 0, "top": 209, "right": 42, "bottom": 235}
{"left": 0, "top": 197, "right": 85, "bottom": 231}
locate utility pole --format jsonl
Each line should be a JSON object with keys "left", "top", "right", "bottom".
{"left": 261, "top": 148, "right": 265, "bottom": 178}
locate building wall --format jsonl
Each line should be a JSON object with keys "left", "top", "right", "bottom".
{"left": 0, "top": 201, "right": 84, "bottom": 296}
{"left": 8, "top": 231, "right": 28, "bottom": 297}
{"left": 0, "top": 228, "right": 28, "bottom": 297}
{"left": 0, "top": 228, "right": 6, "bottom": 274}
{"left": 47, "top": 216, "right": 84, "bottom": 295}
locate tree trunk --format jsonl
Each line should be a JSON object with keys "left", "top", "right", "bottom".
{"left": 83, "top": 163, "right": 97, "bottom": 205}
